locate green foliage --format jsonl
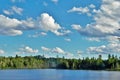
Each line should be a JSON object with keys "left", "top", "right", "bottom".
{"left": 0, "top": 54, "right": 120, "bottom": 70}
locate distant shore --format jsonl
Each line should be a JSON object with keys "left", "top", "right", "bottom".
{"left": 0, "top": 54, "right": 120, "bottom": 71}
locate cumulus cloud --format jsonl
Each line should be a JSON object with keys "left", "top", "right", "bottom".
{"left": 0, "top": 49, "right": 5, "bottom": 54}
{"left": 41, "top": 46, "right": 73, "bottom": 56}
{"left": 71, "top": 24, "right": 81, "bottom": 31}
{"left": 39, "top": 13, "right": 71, "bottom": 36}
{"left": 0, "top": 13, "right": 70, "bottom": 36}
{"left": 73, "top": 0, "right": 120, "bottom": 41}
{"left": 68, "top": 4, "right": 96, "bottom": 16}
{"left": 39, "top": 13, "right": 61, "bottom": 35}
{"left": 41, "top": 46, "right": 65, "bottom": 54}
{"left": 19, "top": 46, "right": 38, "bottom": 54}
{"left": 0, "top": 15, "right": 23, "bottom": 36}
{"left": 0, "top": 14, "right": 35, "bottom": 36}
{"left": 71, "top": 0, "right": 120, "bottom": 54}
{"left": 52, "top": 47, "right": 65, "bottom": 54}
{"left": 85, "top": 37, "right": 100, "bottom": 42}
{"left": 87, "top": 42, "right": 120, "bottom": 54}
{"left": 86, "top": 36, "right": 120, "bottom": 42}
{"left": 3, "top": 6, "right": 23, "bottom": 15}
{"left": 89, "top": 4, "right": 96, "bottom": 8}
{"left": 68, "top": 6, "right": 89, "bottom": 14}
{"left": 41, "top": 46, "right": 51, "bottom": 52}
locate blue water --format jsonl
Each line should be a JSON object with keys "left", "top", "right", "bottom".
{"left": 0, "top": 69, "right": 120, "bottom": 80}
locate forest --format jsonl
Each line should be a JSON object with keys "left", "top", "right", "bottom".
{"left": 0, "top": 54, "right": 120, "bottom": 70}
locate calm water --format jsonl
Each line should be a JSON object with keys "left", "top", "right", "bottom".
{"left": 0, "top": 69, "right": 120, "bottom": 80}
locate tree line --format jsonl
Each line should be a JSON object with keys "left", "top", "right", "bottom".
{"left": 0, "top": 54, "right": 120, "bottom": 70}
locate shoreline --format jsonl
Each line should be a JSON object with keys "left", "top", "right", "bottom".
{"left": 0, "top": 68, "right": 120, "bottom": 71}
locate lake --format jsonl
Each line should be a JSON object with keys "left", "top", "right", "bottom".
{"left": 0, "top": 69, "right": 120, "bottom": 80}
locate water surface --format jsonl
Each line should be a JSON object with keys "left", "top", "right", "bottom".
{"left": 0, "top": 69, "right": 120, "bottom": 80}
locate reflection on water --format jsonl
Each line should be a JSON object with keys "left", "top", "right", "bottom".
{"left": 0, "top": 69, "right": 120, "bottom": 80}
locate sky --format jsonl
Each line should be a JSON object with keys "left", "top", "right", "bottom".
{"left": 0, "top": 0, "right": 120, "bottom": 59}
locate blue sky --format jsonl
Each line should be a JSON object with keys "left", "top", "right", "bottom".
{"left": 0, "top": 0, "right": 120, "bottom": 59}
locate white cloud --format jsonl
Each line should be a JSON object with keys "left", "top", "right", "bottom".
{"left": 89, "top": 4, "right": 96, "bottom": 8}
{"left": 40, "top": 32, "right": 47, "bottom": 36}
{"left": 3, "top": 10, "right": 13, "bottom": 15}
{"left": 39, "top": 13, "right": 61, "bottom": 33}
{"left": 41, "top": 46, "right": 51, "bottom": 52}
{"left": 39, "top": 13, "right": 70, "bottom": 36}
{"left": 21, "top": 18, "right": 35, "bottom": 29}
{"left": 0, "top": 15, "right": 23, "bottom": 36}
{"left": 87, "top": 42, "right": 120, "bottom": 54}
{"left": 41, "top": 46, "right": 74, "bottom": 58}
{"left": 106, "top": 36, "right": 120, "bottom": 43}
{"left": 52, "top": 47, "right": 65, "bottom": 54}
{"left": 65, "top": 38, "right": 71, "bottom": 42}
{"left": 68, "top": 4, "right": 96, "bottom": 16}
{"left": 0, "top": 13, "right": 70, "bottom": 36}
{"left": 87, "top": 45, "right": 106, "bottom": 54}
{"left": 3, "top": 6, "right": 23, "bottom": 15}
{"left": 86, "top": 36, "right": 119, "bottom": 43}
{"left": 51, "top": 0, "right": 58, "bottom": 3}
{"left": 65, "top": 52, "right": 74, "bottom": 58}
{"left": 29, "top": 32, "right": 47, "bottom": 38}
{"left": 85, "top": 37, "right": 100, "bottom": 42}
{"left": 77, "top": 50, "right": 83, "bottom": 54}
{"left": 0, "top": 49, "right": 5, "bottom": 54}
{"left": 28, "top": 32, "right": 47, "bottom": 38}
{"left": 41, "top": 46, "right": 65, "bottom": 54}
{"left": 57, "top": 30, "right": 71, "bottom": 36}
{"left": 68, "top": 6, "right": 89, "bottom": 14}
{"left": 71, "top": 24, "right": 81, "bottom": 31}
{"left": 12, "top": 6, "right": 23, "bottom": 15}
{"left": 11, "top": 0, "right": 25, "bottom": 3}
{"left": 0, "top": 15, "right": 22, "bottom": 27}
{"left": 41, "top": 46, "right": 71, "bottom": 54}
{"left": 19, "top": 46, "right": 38, "bottom": 54}
{"left": 73, "top": 0, "right": 120, "bottom": 41}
